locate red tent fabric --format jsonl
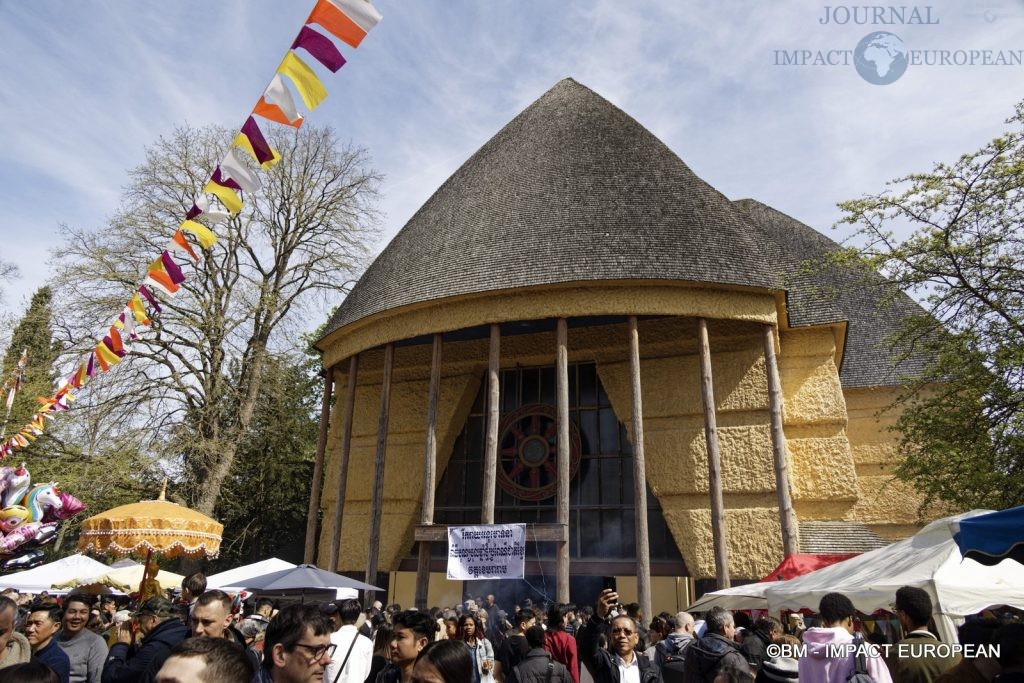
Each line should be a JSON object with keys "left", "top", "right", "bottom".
{"left": 759, "top": 553, "right": 857, "bottom": 582}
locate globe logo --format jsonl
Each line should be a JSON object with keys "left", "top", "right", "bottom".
{"left": 854, "top": 31, "right": 908, "bottom": 85}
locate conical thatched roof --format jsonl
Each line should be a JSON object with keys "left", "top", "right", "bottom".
{"left": 734, "top": 198, "right": 929, "bottom": 387}
{"left": 323, "top": 78, "right": 778, "bottom": 336}
{"left": 321, "top": 78, "right": 929, "bottom": 389}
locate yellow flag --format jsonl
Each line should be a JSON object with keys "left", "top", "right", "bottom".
{"left": 233, "top": 133, "right": 281, "bottom": 170}
{"left": 180, "top": 220, "right": 218, "bottom": 249}
{"left": 278, "top": 51, "right": 328, "bottom": 110}
{"left": 95, "top": 342, "right": 122, "bottom": 369}
{"left": 203, "top": 181, "right": 243, "bottom": 215}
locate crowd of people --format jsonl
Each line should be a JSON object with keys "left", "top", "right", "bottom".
{"left": 0, "top": 575, "right": 1020, "bottom": 683}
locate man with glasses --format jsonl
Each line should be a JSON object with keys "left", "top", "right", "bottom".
{"left": 101, "top": 596, "right": 189, "bottom": 683}
{"left": 578, "top": 589, "right": 662, "bottom": 683}
{"left": 255, "top": 604, "right": 336, "bottom": 683}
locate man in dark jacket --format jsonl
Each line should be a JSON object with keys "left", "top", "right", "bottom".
{"left": 510, "top": 626, "right": 571, "bottom": 683}
{"left": 681, "top": 608, "right": 751, "bottom": 683}
{"left": 577, "top": 589, "right": 662, "bottom": 683}
{"left": 739, "top": 616, "right": 780, "bottom": 674}
{"left": 657, "top": 612, "right": 696, "bottom": 683}
{"left": 102, "top": 597, "right": 189, "bottom": 683}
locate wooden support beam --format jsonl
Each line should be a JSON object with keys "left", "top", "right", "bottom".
{"left": 763, "top": 324, "right": 800, "bottom": 557}
{"left": 365, "top": 343, "right": 394, "bottom": 605}
{"left": 328, "top": 355, "right": 359, "bottom": 572}
{"left": 482, "top": 324, "right": 500, "bottom": 525}
{"left": 415, "top": 334, "right": 443, "bottom": 610}
{"left": 627, "top": 316, "right": 652, "bottom": 625}
{"left": 555, "top": 318, "right": 570, "bottom": 604}
{"left": 303, "top": 366, "right": 334, "bottom": 564}
{"left": 698, "top": 318, "right": 730, "bottom": 589}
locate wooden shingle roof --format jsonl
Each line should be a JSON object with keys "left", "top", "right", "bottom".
{"left": 799, "top": 521, "right": 890, "bottom": 554}
{"left": 733, "top": 199, "right": 930, "bottom": 388}
{"left": 323, "top": 78, "right": 779, "bottom": 336}
{"left": 321, "top": 79, "right": 930, "bottom": 388}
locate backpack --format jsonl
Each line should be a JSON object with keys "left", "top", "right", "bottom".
{"left": 846, "top": 633, "right": 875, "bottom": 683}
{"left": 659, "top": 639, "right": 693, "bottom": 683}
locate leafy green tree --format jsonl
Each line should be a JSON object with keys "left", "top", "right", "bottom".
{"left": 835, "top": 99, "right": 1024, "bottom": 510}
{"left": 208, "top": 352, "right": 318, "bottom": 568}
{"left": 0, "top": 287, "right": 162, "bottom": 556}
{"left": 1, "top": 287, "right": 60, "bottom": 446}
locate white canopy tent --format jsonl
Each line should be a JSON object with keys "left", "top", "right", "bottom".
{"left": 0, "top": 554, "right": 111, "bottom": 593}
{"left": 206, "top": 558, "right": 296, "bottom": 592}
{"left": 763, "top": 510, "right": 1024, "bottom": 643}
{"left": 686, "top": 581, "right": 774, "bottom": 613}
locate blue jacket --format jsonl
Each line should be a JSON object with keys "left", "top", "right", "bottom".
{"left": 35, "top": 638, "right": 72, "bottom": 683}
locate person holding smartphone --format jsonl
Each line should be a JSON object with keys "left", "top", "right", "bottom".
{"left": 577, "top": 589, "right": 662, "bottom": 683}
{"left": 455, "top": 614, "right": 495, "bottom": 683}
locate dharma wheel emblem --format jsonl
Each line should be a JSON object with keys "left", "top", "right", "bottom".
{"left": 497, "top": 404, "right": 582, "bottom": 501}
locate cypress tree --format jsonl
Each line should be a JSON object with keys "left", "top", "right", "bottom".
{"left": 1, "top": 287, "right": 59, "bottom": 443}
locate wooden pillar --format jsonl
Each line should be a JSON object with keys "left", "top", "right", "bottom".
{"left": 415, "top": 334, "right": 443, "bottom": 610}
{"left": 328, "top": 354, "right": 359, "bottom": 572}
{"left": 365, "top": 343, "right": 394, "bottom": 605}
{"left": 304, "top": 366, "right": 334, "bottom": 564}
{"left": 698, "top": 318, "right": 731, "bottom": 589}
{"left": 763, "top": 324, "right": 799, "bottom": 557}
{"left": 627, "top": 317, "right": 652, "bottom": 624}
{"left": 482, "top": 324, "right": 500, "bottom": 524}
{"left": 555, "top": 319, "right": 570, "bottom": 604}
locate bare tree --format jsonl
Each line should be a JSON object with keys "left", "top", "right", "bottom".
{"left": 49, "top": 123, "right": 380, "bottom": 515}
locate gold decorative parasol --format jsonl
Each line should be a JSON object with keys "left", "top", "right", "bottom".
{"left": 77, "top": 483, "right": 222, "bottom": 601}
{"left": 77, "top": 482, "right": 222, "bottom": 560}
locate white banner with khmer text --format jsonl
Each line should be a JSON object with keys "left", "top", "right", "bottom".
{"left": 447, "top": 524, "right": 526, "bottom": 580}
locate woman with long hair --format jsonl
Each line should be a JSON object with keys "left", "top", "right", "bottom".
{"left": 544, "top": 604, "right": 580, "bottom": 683}
{"left": 366, "top": 624, "right": 394, "bottom": 683}
{"left": 412, "top": 639, "right": 474, "bottom": 683}
{"left": 455, "top": 613, "right": 495, "bottom": 683}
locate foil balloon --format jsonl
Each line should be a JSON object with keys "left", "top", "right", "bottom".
{"left": 50, "top": 492, "right": 86, "bottom": 521}
{"left": 0, "top": 464, "right": 30, "bottom": 509}
{"left": 22, "top": 484, "right": 62, "bottom": 523}
{"left": 1, "top": 548, "right": 43, "bottom": 571}
{"left": 0, "top": 521, "right": 58, "bottom": 554}
{"left": 0, "top": 507, "right": 29, "bottom": 534}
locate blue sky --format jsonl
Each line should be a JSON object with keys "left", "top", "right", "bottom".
{"left": 1, "top": 0, "right": 1022, "bottom": 322}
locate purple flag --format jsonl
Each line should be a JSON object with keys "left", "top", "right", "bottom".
{"left": 292, "top": 25, "right": 346, "bottom": 73}
{"left": 138, "top": 285, "right": 162, "bottom": 313}
{"left": 186, "top": 203, "right": 203, "bottom": 220}
{"left": 240, "top": 117, "right": 275, "bottom": 166}
{"left": 160, "top": 251, "right": 186, "bottom": 285}
{"left": 210, "top": 166, "right": 242, "bottom": 191}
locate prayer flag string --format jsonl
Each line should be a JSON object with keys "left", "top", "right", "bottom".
{"left": 0, "top": 0, "right": 382, "bottom": 458}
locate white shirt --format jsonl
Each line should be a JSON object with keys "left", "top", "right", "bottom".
{"left": 614, "top": 652, "right": 641, "bottom": 683}
{"left": 324, "top": 625, "right": 374, "bottom": 683}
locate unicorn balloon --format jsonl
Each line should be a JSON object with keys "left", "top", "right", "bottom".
{"left": 22, "top": 483, "right": 63, "bottom": 523}
{"left": 0, "top": 464, "right": 31, "bottom": 509}
{"left": 0, "top": 468, "right": 85, "bottom": 558}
